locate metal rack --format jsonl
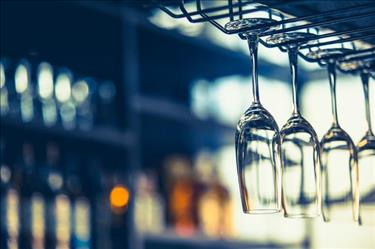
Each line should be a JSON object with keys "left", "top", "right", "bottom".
{"left": 153, "top": 0, "right": 375, "bottom": 73}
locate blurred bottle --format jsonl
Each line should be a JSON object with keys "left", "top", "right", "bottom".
{"left": 0, "top": 60, "right": 10, "bottom": 116}
{"left": 164, "top": 156, "right": 197, "bottom": 236}
{"left": 37, "top": 62, "right": 57, "bottom": 126}
{"left": 55, "top": 70, "right": 76, "bottom": 130}
{"left": 65, "top": 152, "right": 92, "bottom": 249}
{"left": 42, "top": 142, "right": 71, "bottom": 249}
{"left": 195, "top": 152, "right": 233, "bottom": 238}
{"left": 2, "top": 57, "right": 120, "bottom": 131}
{"left": 87, "top": 157, "right": 112, "bottom": 249}
{"left": 0, "top": 138, "right": 20, "bottom": 249}
{"left": 17, "top": 141, "right": 46, "bottom": 249}
{"left": 97, "top": 81, "right": 117, "bottom": 127}
{"left": 72, "top": 78, "right": 96, "bottom": 131}
{"left": 13, "top": 59, "right": 34, "bottom": 122}
{"left": 134, "top": 172, "right": 165, "bottom": 234}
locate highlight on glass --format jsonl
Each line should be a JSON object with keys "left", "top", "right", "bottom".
{"left": 356, "top": 69, "right": 375, "bottom": 226}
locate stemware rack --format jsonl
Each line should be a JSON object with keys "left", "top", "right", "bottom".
{"left": 150, "top": 0, "right": 375, "bottom": 73}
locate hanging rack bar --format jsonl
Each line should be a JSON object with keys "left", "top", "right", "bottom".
{"left": 263, "top": 26, "right": 375, "bottom": 48}
{"left": 300, "top": 47, "right": 375, "bottom": 63}
{"left": 156, "top": 0, "right": 375, "bottom": 68}
{"left": 301, "top": 33, "right": 375, "bottom": 49}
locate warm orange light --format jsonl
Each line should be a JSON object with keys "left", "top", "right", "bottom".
{"left": 110, "top": 185, "right": 130, "bottom": 208}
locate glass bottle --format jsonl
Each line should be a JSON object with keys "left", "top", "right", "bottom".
{"left": 14, "top": 60, "right": 34, "bottom": 122}
{"left": 195, "top": 152, "right": 232, "bottom": 238}
{"left": 17, "top": 141, "right": 46, "bottom": 249}
{"left": 42, "top": 142, "right": 71, "bottom": 249}
{"left": 37, "top": 62, "right": 57, "bottom": 126}
{"left": 0, "top": 60, "right": 10, "bottom": 116}
{"left": 134, "top": 172, "right": 165, "bottom": 234}
{"left": 0, "top": 138, "right": 20, "bottom": 249}
{"left": 164, "top": 156, "right": 197, "bottom": 236}
{"left": 65, "top": 152, "right": 92, "bottom": 249}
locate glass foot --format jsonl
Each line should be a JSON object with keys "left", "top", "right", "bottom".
{"left": 267, "top": 32, "right": 318, "bottom": 46}
{"left": 306, "top": 48, "right": 353, "bottom": 60}
{"left": 225, "top": 18, "right": 278, "bottom": 34}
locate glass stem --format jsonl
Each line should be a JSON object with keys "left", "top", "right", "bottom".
{"left": 327, "top": 62, "right": 339, "bottom": 127}
{"left": 360, "top": 72, "right": 374, "bottom": 136}
{"left": 288, "top": 47, "right": 300, "bottom": 115}
{"left": 247, "top": 34, "right": 260, "bottom": 104}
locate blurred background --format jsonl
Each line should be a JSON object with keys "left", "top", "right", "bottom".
{"left": 0, "top": 1, "right": 374, "bottom": 249}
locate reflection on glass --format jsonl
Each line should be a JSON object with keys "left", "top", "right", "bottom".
{"left": 314, "top": 56, "right": 359, "bottom": 223}
{"left": 357, "top": 72, "right": 375, "bottom": 225}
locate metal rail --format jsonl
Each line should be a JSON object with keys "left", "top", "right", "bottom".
{"left": 156, "top": 0, "right": 375, "bottom": 69}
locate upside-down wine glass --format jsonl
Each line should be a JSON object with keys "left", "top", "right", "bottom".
{"left": 226, "top": 18, "right": 282, "bottom": 214}
{"left": 267, "top": 32, "right": 321, "bottom": 218}
{"left": 357, "top": 67, "right": 375, "bottom": 225}
{"left": 308, "top": 48, "right": 359, "bottom": 223}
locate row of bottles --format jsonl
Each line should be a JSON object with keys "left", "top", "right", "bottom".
{"left": 0, "top": 58, "right": 117, "bottom": 130}
{"left": 134, "top": 152, "right": 233, "bottom": 238}
{"left": 0, "top": 137, "right": 122, "bottom": 249}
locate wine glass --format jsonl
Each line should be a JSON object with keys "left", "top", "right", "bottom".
{"left": 356, "top": 68, "right": 375, "bottom": 225}
{"left": 307, "top": 48, "right": 359, "bottom": 223}
{"left": 227, "top": 18, "right": 282, "bottom": 214}
{"left": 267, "top": 32, "right": 321, "bottom": 218}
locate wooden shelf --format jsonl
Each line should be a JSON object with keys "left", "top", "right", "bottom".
{"left": 135, "top": 95, "right": 234, "bottom": 132}
{"left": 143, "top": 232, "right": 305, "bottom": 249}
{"left": 0, "top": 117, "right": 134, "bottom": 150}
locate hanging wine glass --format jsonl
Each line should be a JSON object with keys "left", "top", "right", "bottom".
{"left": 267, "top": 32, "right": 321, "bottom": 218}
{"left": 356, "top": 67, "right": 375, "bottom": 225}
{"left": 227, "top": 18, "right": 282, "bottom": 214}
{"left": 307, "top": 48, "right": 359, "bottom": 223}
